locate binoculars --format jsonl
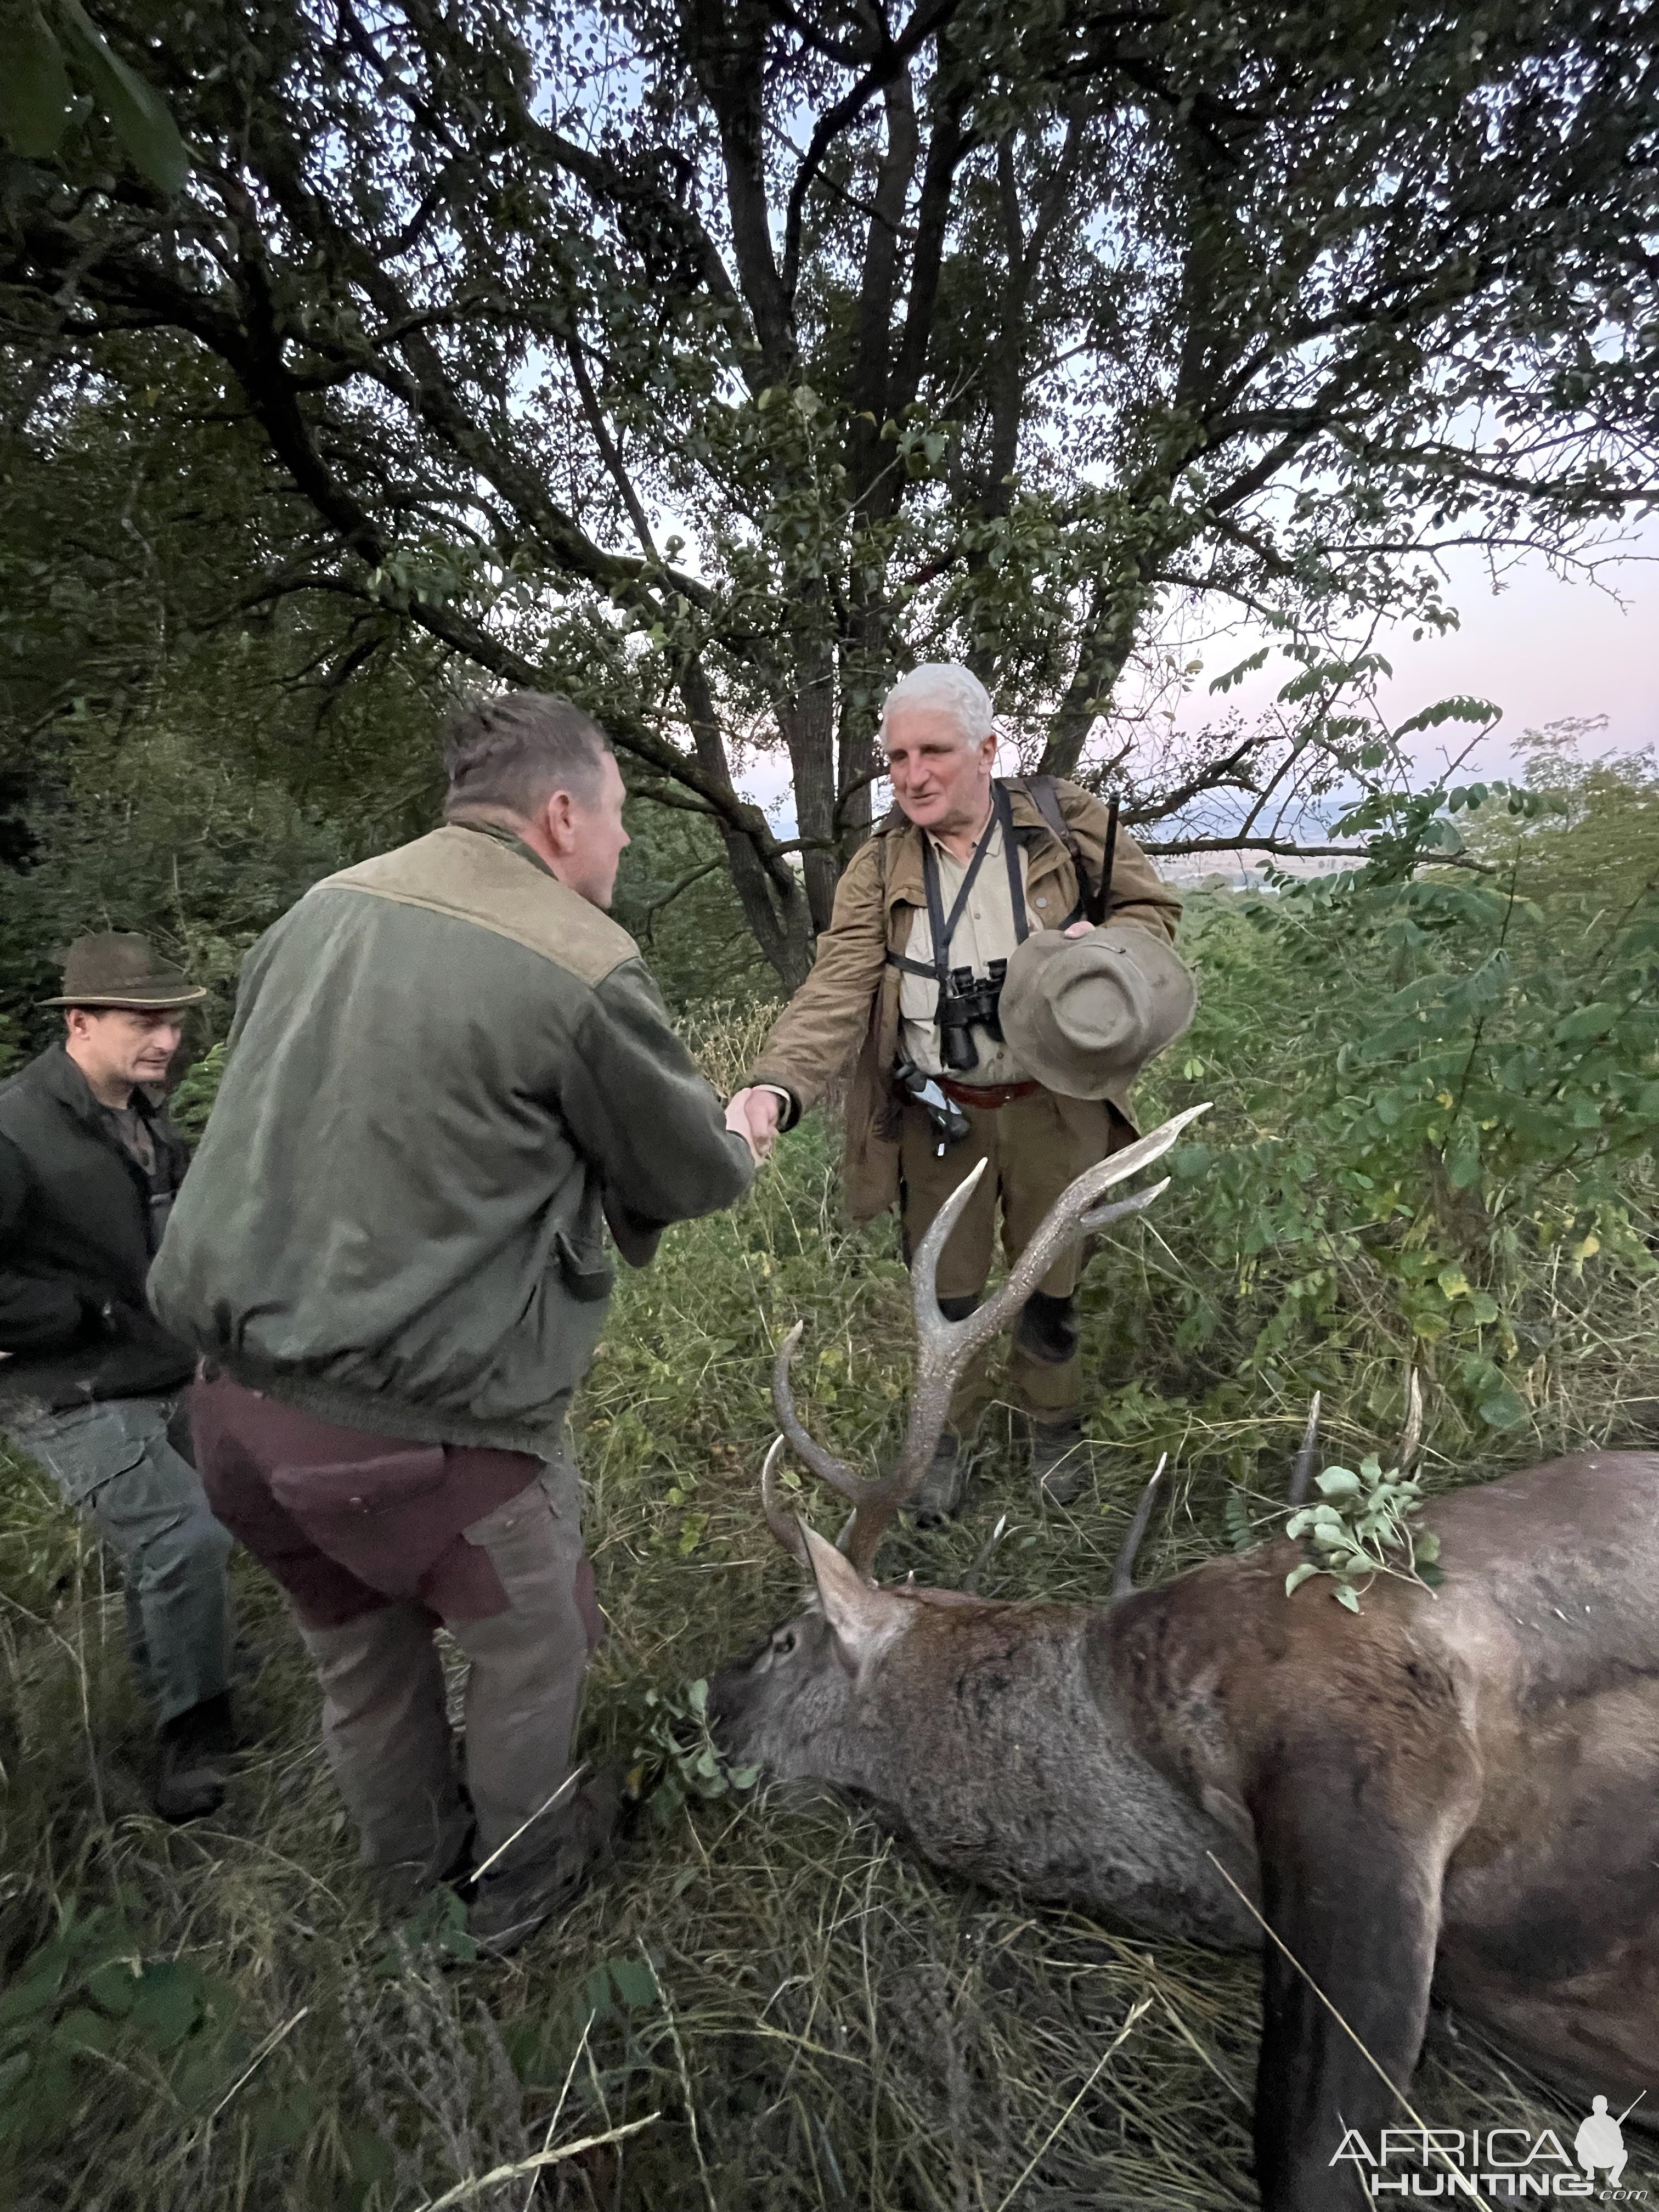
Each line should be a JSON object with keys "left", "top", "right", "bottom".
{"left": 934, "top": 960, "right": 1008, "bottom": 1072}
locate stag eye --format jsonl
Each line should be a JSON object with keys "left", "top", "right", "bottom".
{"left": 772, "top": 1628, "right": 798, "bottom": 1658}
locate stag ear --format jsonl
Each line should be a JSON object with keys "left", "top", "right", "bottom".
{"left": 802, "top": 1527, "right": 913, "bottom": 1675}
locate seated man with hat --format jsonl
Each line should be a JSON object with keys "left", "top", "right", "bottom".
{"left": 0, "top": 934, "right": 236, "bottom": 1819}
{"left": 729, "top": 663, "right": 1194, "bottom": 1517}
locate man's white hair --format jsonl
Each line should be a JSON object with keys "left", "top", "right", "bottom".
{"left": 880, "top": 662, "right": 994, "bottom": 746}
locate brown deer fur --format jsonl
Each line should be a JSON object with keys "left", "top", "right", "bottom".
{"left": 710, "top": 1446, "right": 1659, "bottom": 2210}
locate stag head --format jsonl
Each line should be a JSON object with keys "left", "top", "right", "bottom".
{"left": 710, "top": 1107, "right": 1210, "bottom": 1786}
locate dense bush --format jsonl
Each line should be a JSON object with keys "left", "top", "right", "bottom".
{"left": 1118, "top": 751, "right": 1659, "bottom": 1454}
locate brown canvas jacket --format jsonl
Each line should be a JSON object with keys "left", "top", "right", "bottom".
{"left": 749, "top": 779, "right": 1182, "bottom": 1222}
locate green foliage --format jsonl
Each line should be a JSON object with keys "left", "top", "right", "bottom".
{"left": 0, "top": 346, "right": 452, "bottom": 1051}
{"left": 1223, "top": 1483, "right": 1255, "bottom": 1553}
{"left": 168, "top": 1039, "right": 227, "bottom": 1139}
{"left": 5, "top": 0, "right": 1655, "bottom": 978}
{"left": 0, "top": 1909, "right": 247, "bottom": 2158}
{"left": 632, "top": 1676, "right": 760, "bottom": 1818}
{"left": 371, "top": 1887, "right": 477, "bottom": 1977}
{"left": 3, "top": 857, "right": 1650, "bottom": 2204}
{"left": 610, "top": 807, "right": 777, "bottom": 1012}
{"left": 1284, "top": 1459, "right": 1442, "bottom": 1613}
{"left": 0, "top": 0, "right": 190, "bottom": 193}
{"left": 1147, "top": 749, "right": 1659, "bottom": 1436}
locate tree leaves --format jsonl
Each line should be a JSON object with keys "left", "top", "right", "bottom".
{"left": 53, "top": 0, "right": 189, "bottom": 194}
{"left": 1284, "top": 1456, "right": 1442, "bottom": 1610}
{"left": 0, "top": 6, "right": 77, "bottom": 159}
{"left": 0, "top": 0, "right": 190, "bottom": 194}
{"left": 4, "top": 0, "right": 1655, "bottom": 975}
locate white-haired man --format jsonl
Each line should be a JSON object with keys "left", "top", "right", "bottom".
{"left": 730, "top": 663, "right": 1183, "bottom": 1517}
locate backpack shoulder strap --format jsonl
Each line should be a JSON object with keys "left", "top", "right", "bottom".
{"left": 1017, "top": 775, "right": 1115, "bottom": 927}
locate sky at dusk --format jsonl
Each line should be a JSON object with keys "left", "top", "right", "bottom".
{"left": 1173, "top": 529, "right": 1659, "bottom": 783}
{"left": 737, "top": 531, "right": 1657, "bottom": 834}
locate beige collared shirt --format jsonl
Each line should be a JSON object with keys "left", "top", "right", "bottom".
{"left": 899, "top": 813, "right": 1036, "bottom": 1084}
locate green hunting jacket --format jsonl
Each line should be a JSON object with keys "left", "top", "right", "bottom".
{"left": 0, "top": 1045, "right": 195, "bottom": 1419}
{"left": 150, "top": 824, "right": 754, "bottom": 1456}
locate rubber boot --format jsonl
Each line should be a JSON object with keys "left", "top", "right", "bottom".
{"left": 1030, "top": 1418, "right": 1089, "bottom": 1507}
{"left": 154, "top": 1692, "right": 235, "bottom": 1822}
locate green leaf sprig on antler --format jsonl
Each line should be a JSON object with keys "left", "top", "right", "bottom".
{"left": 1285, "top": 1459, "right": 1443, "bottom": 1614}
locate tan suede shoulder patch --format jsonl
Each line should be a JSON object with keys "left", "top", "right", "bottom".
{"left": 318, "top": 828, "right": 639, "bottom": 986}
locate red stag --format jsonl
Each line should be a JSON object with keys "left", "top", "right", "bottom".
{"left": 710, "top": 1110, "right": 1659, "bottom": 2209}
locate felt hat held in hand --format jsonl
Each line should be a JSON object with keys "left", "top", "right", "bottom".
{"left": 999, "top": 924, "right": 1197, "bottom": 1101}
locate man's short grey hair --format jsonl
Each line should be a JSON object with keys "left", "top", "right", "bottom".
{"left": 442, "top": 691, "right": 612, "bottom": 821}
{"left": 880, "top": 663, "right": 995, "bottom": 747}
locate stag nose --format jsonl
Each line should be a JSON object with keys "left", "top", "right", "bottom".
{"left": 707, "top": 1657, "right": 770, "bottom": 1765}
{"left": 706, "top": 1664, "right": 743, "bottom": 1742}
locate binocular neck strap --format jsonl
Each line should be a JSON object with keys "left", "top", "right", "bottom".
{"left": 918, "top": 781, "right": 1029, "bottom": 1005}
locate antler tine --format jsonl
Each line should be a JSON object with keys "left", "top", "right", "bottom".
{"left": 842, "top": 1104, "right": 1212, "bottom": 1578}
{"left": 770, "top": 1321, "right": 874, "bottom": 1506}
{"left": 826, "top": 1160, "right": 995, "bottom": 1578}
{"left": 950, "top": 1103, "right": 1211, "bottom": 1359}
{"left": 1077, "top": 1175, "right": 1170, "bottom": 1234}
{"left": 1400, "top": 1369, "right": 1423, "bottom": 1474}
{"left": 1111, "top": 1453, "right": 1167, "bottom": 1602}
{"left": 1287, "top": 1392, "right": 1322, "bottom": 1508}
{"left": 759, "top": 1435, "right": 811, "bottom": 1567}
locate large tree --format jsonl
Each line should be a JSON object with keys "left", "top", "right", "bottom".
{"left": 3, "top": 0, "right": 1655, "bottom": 981}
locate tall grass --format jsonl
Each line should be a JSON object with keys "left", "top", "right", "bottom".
{"left": 3, "top": 943, "right": 1655, "bottom": 2209}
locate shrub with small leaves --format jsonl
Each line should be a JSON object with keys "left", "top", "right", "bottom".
{"left": 1284, "top": 1458, "right": 1443, "bottom": 1613}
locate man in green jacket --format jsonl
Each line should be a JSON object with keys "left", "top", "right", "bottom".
{"left": 151, "top": 692, "right": 756, "bottom": 1953}
{"left": 1, "top": 935, "right": 236, "bottom": 1820}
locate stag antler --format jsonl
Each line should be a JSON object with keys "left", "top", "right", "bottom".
{"left": 1286, "top": 1393, "right": 1323, "bottom": 1509}
{"left": 1285, "top": 1372, "right": 1420, "bottom": 1515}
{"left": 1111, "top": 1453, "right": 1168, "bottom": 1601}
{"left": 766, "top": 1104, "right": 1211, "bottom": 1578}
{"left": 1400, "top": 1369, "right": 1423, "bottom": 1474}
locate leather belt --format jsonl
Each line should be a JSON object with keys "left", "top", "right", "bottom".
{"left": 939, "top": 1076, "right": 1043, "bottom": 1110}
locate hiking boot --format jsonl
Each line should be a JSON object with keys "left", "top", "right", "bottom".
{"left": 1031, "top": 1419, "right": 1089, "bottom": 1508}
{"left": 468, "top": 1777, "right": 621, "bottom": 1959}
{"left": 153, "top": 1692, "right": 235, "bottom": 1822}
{"left": 907, "top": 1432, "right": 969, "bottom": 1527}
{"left": 1014, "top": 1290, "right": 1080, "bottom": 1366}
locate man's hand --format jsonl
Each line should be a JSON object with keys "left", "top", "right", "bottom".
{"left": 726, "top": 1085, "right": 782, "bottom": 1162}
{"left": 1064, "top": 919, "right": 1096, "bottom": 939}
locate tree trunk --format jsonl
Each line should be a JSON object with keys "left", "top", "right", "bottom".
{"left": 777, "top": 642, "right": 840, "bottom": 934}
{"left": 1037, "top": 580, "right": 1152, "bottom": 779}
{"left": 677, "top": 654, "right": 815, "bottom": 988}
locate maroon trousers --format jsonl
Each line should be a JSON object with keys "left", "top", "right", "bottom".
{"left": 190, "top": 1372, "right": 601, "bottom": 1884}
